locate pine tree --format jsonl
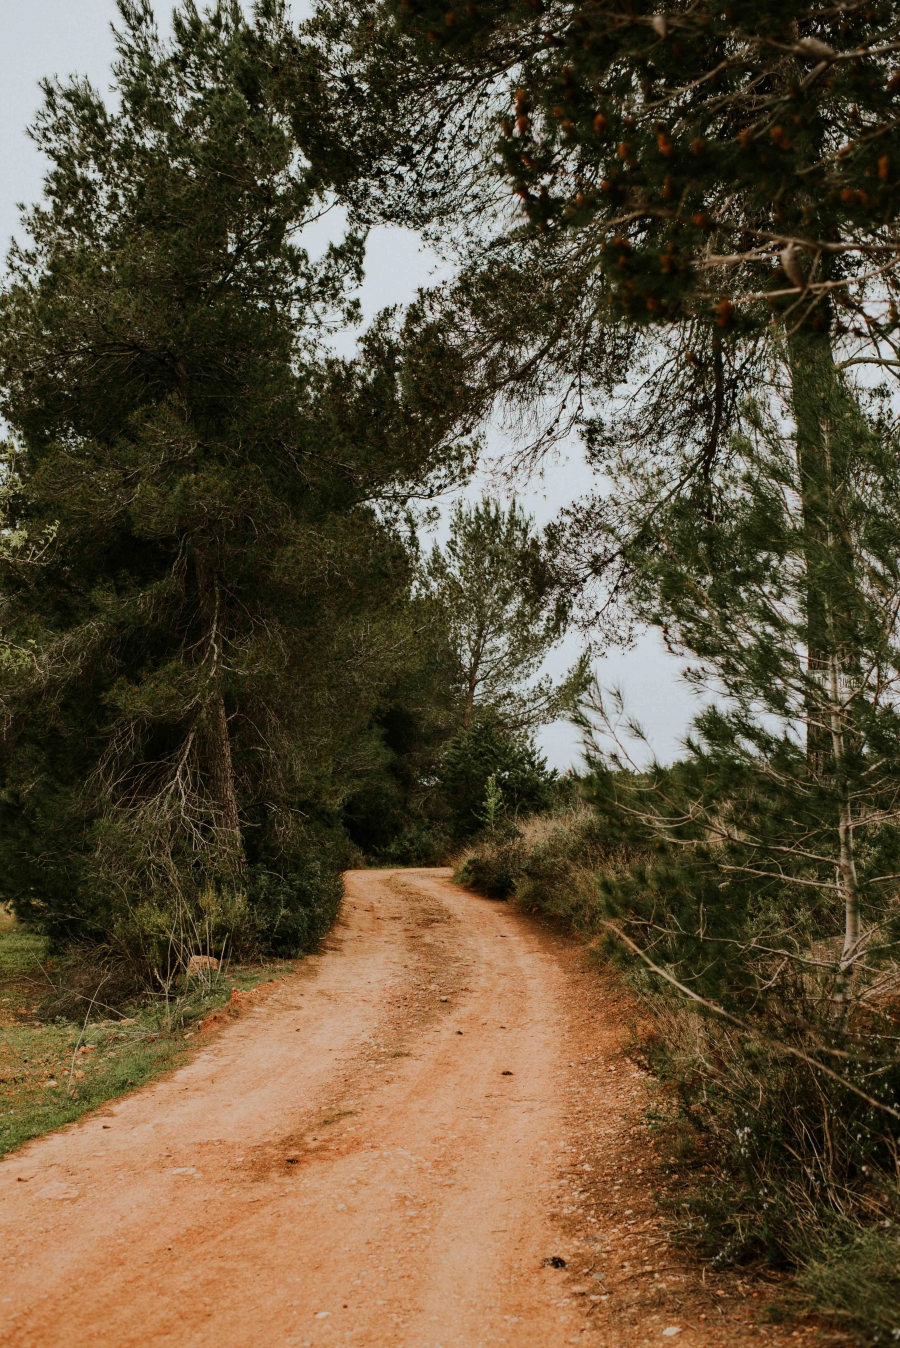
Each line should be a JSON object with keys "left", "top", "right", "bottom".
{"left": 422, "top": 495, "right": 587, "bottom": 729}
{"left": 587, "top": 378, "right": 900, "bottom": 963}
{"left": 0, "top": 1, "right": 470, "bottom": 961}
{"left": 576, "top": 383, "right": 900, "bottom": 1262}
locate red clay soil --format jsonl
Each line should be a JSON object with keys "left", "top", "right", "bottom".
{"left": 0, "top": 869, "right": 818, "bottom": 1347}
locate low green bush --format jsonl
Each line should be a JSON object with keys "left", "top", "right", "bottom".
{"left": 247, "top": 856, "right": 344, "bottom": 958}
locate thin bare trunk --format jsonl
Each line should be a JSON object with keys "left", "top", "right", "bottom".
{"left": 464, "top": 670, "right": 476, "bottom": 729}
{"left": 790, "top": 337, "right": 861, "bottom": 963}
{"left": 789, "top": 332, "right": 833, "bottom": 776}
{"left": 827, "top": 654, "right": 860, "bottom": 964}
{"left": 820, "top": 423, "right": 860, "bottom": 968}
{"left": 196, "top": 553, "right": 242, "bottom": 858}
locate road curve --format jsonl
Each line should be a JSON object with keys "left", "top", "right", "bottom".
{"left": 0, "top": 869, "right": 598, "bottom": 1347}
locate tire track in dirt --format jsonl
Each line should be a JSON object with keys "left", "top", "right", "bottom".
{"left": 0, "top": 869, "right": 786, "bottom": 1348}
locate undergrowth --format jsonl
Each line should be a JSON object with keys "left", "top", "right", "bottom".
{"left": 456, "top": 809, "right": 900, "bottom": 1345}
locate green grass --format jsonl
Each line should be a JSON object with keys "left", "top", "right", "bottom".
{"left": 0, "top": 909, "right": 293, "bottom": 1158}
{"left": 800, "top": 1226, "right": 900, "bottom": 1344}
{"left": 0, "top": 908, "right": 47, "bottom": 982}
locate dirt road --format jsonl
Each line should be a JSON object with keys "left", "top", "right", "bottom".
{"left": 1, "top": 869, "right": 763, "bottom": 1348}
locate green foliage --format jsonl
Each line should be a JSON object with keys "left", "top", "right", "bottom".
{"left": 583, "top": 374, "right": 900, "bottom": 962}
{"left": 422, "top": 496, "right": 586, "bottom": 728}
{"left": 438, "top": 718, "right": 555, "bottom": 839}
{"left": 476, "top": 772, "right": 504, "bottom": 833}
{"left": 339, "top": 603, "right": 462, "bottom": 863}
{"left": 370, "top": 819, "right": 452, "bottom": 867}
{"left": 246, "top": 835, "right": 348, "bottom": 958}
{"left": 0, "top": 1, "right": 470, "bottom": 964}
{"left": 338, "top": 497, "right": 581, "bottom": 860}
{"left": 339, "top": 493, "right": 585, "bottom": 863}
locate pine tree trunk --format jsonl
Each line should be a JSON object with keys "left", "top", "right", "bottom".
{"left": 789, "top": 330, "right": 835, "bottom": 778}
{"left": 788, "top": 332, "right": 861, "bottom": 964}
{"left": 195, "top": 553, "right": 243, "bottom": 858}
{"left": 827, "top": 654, "right": 861, "bottom": 966}
{"left": 464, "top": 673, "right": 476, "bottom": 729}
{"left": 200, "top": 691, "right": 241, "bottom": 838}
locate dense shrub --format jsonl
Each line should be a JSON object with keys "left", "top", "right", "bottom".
{"left": 372, "top": 820, "right": 452, "bottom": 867}
{"left": 438, "top": 719, "right": 556, "bottom": 839}
{"left": 246, "top": 858, "right": 344, "bottom": 959}
{"left": 12, "top": 822, "right": 353, "bottom": 994}
{"left": 456, "top": 836, "right": 523, "bottom": 898}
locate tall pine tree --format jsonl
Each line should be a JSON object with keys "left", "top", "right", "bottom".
{"left": 0, "top": 1, "right": 471, "bottom": 962}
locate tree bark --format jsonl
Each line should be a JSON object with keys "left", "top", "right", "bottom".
{"left": 789, "top": 330, "right": 836, "bottom": 778}
{"left": 464, "top": 670, "right": 476, "bottom": 729}
{"left": 195, "top": 553, "right": 243, "bottom": 858}
{"left": 827, "top": 653, "right": 861, "bottom": 966}
{"left": 200, "top": 691, "right": 241, "bottom": 839}
{"left": 789, "top": 331, "right": 862, "bottom": 963}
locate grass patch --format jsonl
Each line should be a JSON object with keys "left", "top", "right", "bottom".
{"left": 0, "top": 928, "right": 47, "bottom": 982}
{"left": 0, "top": 907, "right": 293, "bottom": 1159}
{"left": 800, "top": 1226, "right": 900, "bottom": 1344}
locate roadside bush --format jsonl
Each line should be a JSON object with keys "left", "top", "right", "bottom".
{"left": 12, "top": 819, "right": 351, "bottom": 998}
{"left": 457, "top": 805, "right": 623, "bottom": 911}
{"left": 246, "top": 862, "right": 343, "bottom": 959}
{"left": 644, "top": 996, "right": 900, "bottom": 1276}
{"left": 456, "top": 835, "right": 523, "bottom": 898}
{"left": 456, "top": 795, "right": 900, "bottom": 1343}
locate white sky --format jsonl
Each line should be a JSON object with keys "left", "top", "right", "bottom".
{"left": 0, "top": 0, "right": 698, "bottom": 770}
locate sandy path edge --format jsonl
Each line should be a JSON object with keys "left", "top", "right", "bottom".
{"left": 0, "top": 869, "right": 779, "bottom": 1348}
